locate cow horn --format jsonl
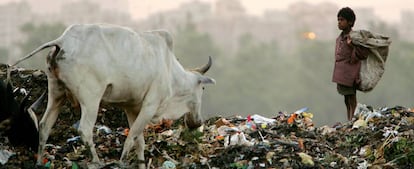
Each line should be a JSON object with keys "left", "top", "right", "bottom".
{"left": 195, "top": 56, "right": 212, "bottom": 75}
{"left": 24, "top": 91, "right": 46, "bottom": 131}
{"left": 29, "top": 90, "right": 47, "bottom": 112}
{"left": 0, "top": 118, "right": 11, "bottom": 131}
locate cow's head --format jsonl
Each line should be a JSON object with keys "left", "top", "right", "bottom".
{"left": 0, "top": 79, "right": 42, "bottom": 151}
{"left": 184, "top": 56, "right": 215, "bottom": 129}
{"left": 0, "top": 80, "right": 18, "bottom": 124}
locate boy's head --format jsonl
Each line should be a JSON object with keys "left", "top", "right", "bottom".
{"left": 337, "top": 7, "right": 356, "bottom": 27}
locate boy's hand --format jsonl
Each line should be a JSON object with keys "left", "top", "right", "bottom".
{"left": 346, "top": 35, "right": 352, "bottom": 45}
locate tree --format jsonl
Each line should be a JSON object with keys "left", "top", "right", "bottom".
{"left": 174, "top": 20, "right": 221, "bottom": 68}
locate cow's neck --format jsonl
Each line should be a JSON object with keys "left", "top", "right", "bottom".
{"left": 170, "top": 59, "right": 194, "bottom": 94}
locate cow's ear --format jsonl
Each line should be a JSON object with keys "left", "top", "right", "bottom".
{"left": 198, "top": 76, "right": 216, "bottom": 85}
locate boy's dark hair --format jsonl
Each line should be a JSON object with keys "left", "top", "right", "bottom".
{"left": 337, "top": 7, "right": 356, "bottom": 27}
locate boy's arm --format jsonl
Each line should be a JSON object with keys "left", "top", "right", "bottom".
{"left": 347, "top": 33, "right": 370, "bottom": 62}
{"left": 355, "top": 46, "right": 370, "bottom": 60}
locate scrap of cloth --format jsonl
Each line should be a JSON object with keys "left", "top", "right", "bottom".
{"left": 350, "top": 30, "right": 392, "bottom": 92}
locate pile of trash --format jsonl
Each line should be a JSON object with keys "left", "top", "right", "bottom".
{"left": 1, "top": 64, "right": 414, "bottom": 169}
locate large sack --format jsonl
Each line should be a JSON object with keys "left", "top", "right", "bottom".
{"left": 350, "top": 30, "right": 392, "bottom": 92}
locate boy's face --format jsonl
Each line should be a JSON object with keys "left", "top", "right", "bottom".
{"left": 337, "top": 16, "right": 352, "bottom": 30}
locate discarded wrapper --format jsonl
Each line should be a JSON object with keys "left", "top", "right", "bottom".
{"left": 0, "top": 150, "right": 15, "bottom": 165}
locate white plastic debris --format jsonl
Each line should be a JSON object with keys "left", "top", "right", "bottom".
{"left": 32, "top": 70, "right": 44, "bottom": 78}
{"left": 251, "top": 114, "right": 276, "bottom": 124}
{"left": 217, "top": 126, "right": 239, "bottom": 136}
{"left": 63, "top": 157, "right": 72, "bottom": 167}
{"left": 12, "top": 88, "right": 27, "bottom": 95}
{"left": 294, "top": 107, "right": 309, "bottom": 114}
{"left": 357, "top": 160, "right": 369, "bottom": 169}
{"left": 66, "top": 136, "right": 81, "bottom": 143}
{"left": 160, "top": 129, "right": 174, "bottom": 136}
{"left": 96, "top": 125, "right": 112, "bottom": 134}
{"left": 366, "top": 111, "right": 382, "bottom": 121}
{"left": 19, "top": 88, "right": 28, "bottom": 95}
{"left": 224, "top": 132, "right": 253, "bottom": 147}
{"left": 354, "top": 103, "right": 371, "bottom": 117}
{"left": 162, "top": 160, "right": 176, "bottom": 169}
{"left": 354, "top": 103, "right": 383, "bottom": 122}
{"left": 217, "top": 126, "right": 253, "bottom": 147}
{"left": 319, "top": 125, "right": 336, "bottom": 135}
{"left": 199, "top": 155, "right": 208, "bottom": 165}
{"left": 0, "top": 150, "right": 15, "bottom": 165}
{"left": 72, "top": 121, "right": 80, "bottom": 130}
{"left": 382, "top": 127, "right": 398, "bottom": 138}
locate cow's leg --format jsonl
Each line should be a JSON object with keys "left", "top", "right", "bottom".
{"left": 75, "top": 89, "right": 104, "bottom": 164}
{"left": 120, "top": 121, "right": 148, "bottom": 169}
{"left": 121, "top": 103, "right": 158, "bottom": 168}
{"left": 125, "top": 108, "right": 139, "bottom": 127}
{"left": 133, "top": 133, "right": 145, "bottom": 168}
{"left": 121, "top": 107, "right": 142, "bottom": 167}
{"left": 37, "top": 79, "right": 65, "bottom": 165}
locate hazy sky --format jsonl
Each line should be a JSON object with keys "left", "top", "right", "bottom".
{"left": 129, "top": 0, "right": 411, "bottom": 22}
{"left": 0, "top": 0, "right": 410, "bottom": 22}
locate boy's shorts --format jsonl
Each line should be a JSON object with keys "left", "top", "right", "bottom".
{"left": 337, "top": 84, "right": 356, "bottom": 95}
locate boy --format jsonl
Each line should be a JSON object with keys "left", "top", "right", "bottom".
{"left": 332, "top": 7, "right": 370, "bottom": 121}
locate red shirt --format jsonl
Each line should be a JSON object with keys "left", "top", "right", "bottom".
{"left": 332, "top": 32, "right": 369, "bottom": 87}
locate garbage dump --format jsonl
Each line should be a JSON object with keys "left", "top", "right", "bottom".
{"left": 0, "top": 64, "right": 413, "bottom": 169}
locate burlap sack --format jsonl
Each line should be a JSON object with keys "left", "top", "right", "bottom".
{"left": 350, "top": 30, "right": 391, "bottom": 92}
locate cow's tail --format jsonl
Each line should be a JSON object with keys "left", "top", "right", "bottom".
{"left": 7, "top": 39, "right": 60, "bottom": 82}
{"left": 11, "top": 39, "right": 60, "bottom": 67}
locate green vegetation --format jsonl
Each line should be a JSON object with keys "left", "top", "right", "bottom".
{"left": 384, "top": 137, "right": 414, "bottom": 165}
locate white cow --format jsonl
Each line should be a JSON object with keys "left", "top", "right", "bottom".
{"left": 11, "top": 23, "right": 215, "bottom": 168}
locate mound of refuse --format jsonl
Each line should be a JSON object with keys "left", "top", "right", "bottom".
{"left": 1, "top": 64, "right": 413, "bottom": 169}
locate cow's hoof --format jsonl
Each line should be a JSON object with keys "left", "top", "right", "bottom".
{"left": 86, "top": 161, "right": 103, "bottom": 169}
{"left": 99, "top": 161, "right": 124, "bottom": 169}
{"left": 125, "top": 163, "right": 145, "bottom": 169}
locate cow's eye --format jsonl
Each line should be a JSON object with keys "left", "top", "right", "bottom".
{"left": 202, "top": 87, "right": 205, "bottom": 90}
